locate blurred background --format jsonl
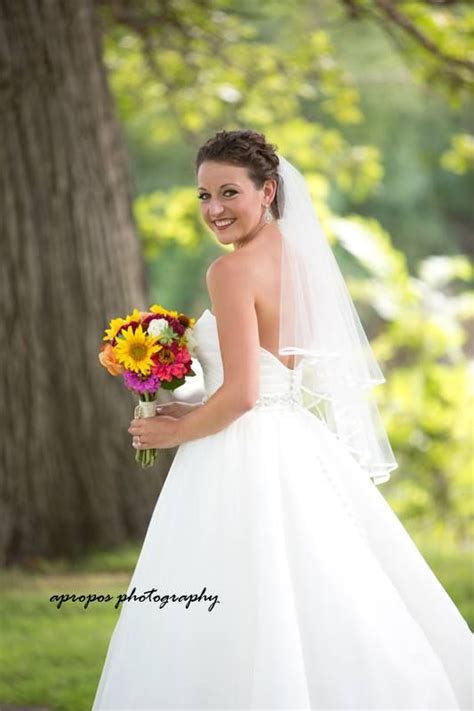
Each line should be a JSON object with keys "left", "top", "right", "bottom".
{"left": 1, "top": 1, "right": 473, "bottom": 709}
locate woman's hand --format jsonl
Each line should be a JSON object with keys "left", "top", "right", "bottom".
{"left": 128, "top": 413, "right": 181, "bottom": 450}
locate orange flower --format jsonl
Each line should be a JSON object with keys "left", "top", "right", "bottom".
{"left": 98, "top": 343, "right": 125, "bottom": 376}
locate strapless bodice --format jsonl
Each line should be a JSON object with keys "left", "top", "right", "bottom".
{"left": 193, "top": 309, "right": 303, "bottom": 410}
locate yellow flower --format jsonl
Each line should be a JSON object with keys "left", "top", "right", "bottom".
{"left": 103, "top": 317, "right": 128, "bottom": 342}
{"left": 123, "top": 308, "right": 143, "bottom": 325}
{"left": 114, "top": 324, "right": 162, "bottom": 375}
{"left": 150, "top": 304, "right": 179, "bottom": 319}
{"left": 103, "top": 308, "right": 144, "bottom": 342}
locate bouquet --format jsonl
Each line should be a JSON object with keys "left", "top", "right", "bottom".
{"left": 98, "top": 304, "right": 197, "bottom": 467}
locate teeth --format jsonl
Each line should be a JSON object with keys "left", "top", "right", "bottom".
{"left": 215, "top": 219, "right": 234, "bottom": 226}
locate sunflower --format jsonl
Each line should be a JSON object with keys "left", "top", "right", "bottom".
{"left": 103, "top": 308, "right": 145, "bottom": 342}
{"left": 114, "top": 324, "right": 162, "bottom": 375}
{"left": 103, "top": 317, "right": 129, "bottom": 342}
{"left": 123, "top": 308, "right": 144, "bottom": 327}
{"left": 150, "top": 303, "right": 180, "bottom": 319}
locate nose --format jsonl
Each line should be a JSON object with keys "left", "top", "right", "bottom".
{"left": 206, "top": 198, "right": 226, "bottom": 219}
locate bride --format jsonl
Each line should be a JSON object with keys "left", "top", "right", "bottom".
{"left": 92, "top": 129, "right": 472, "bottom": 710}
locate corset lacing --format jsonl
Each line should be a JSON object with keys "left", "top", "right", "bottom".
{"left": 252, "top": 354, "right": 303, "bottom": 410}
{"left": 200, "top": 352, "right": 304, "bottom": 411}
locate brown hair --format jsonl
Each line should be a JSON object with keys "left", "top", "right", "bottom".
{"left": 195, "top": 129, "right": 281, "bottom": 219}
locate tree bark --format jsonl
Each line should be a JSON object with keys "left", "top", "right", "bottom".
{"left": 0, "top": 0, "right": 175, "bottom": 566}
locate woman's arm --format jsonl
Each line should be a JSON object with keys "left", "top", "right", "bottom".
{"left": 128, "top": 254, "right": 261, "bottom": 450}
{"left": 174, "top": 253, "right": 261, "bottom": 444}
{"left": 155, "top": 401, "right": 203, "bottom": 418}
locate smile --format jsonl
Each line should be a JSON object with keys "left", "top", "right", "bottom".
{"left": 213, "top": 219, "right": 236, "bottom": 230}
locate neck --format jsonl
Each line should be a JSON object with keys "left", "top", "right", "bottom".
{"left": 233, "top": 221, "right": 280, "bottom": 251}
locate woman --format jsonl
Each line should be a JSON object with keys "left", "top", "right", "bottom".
{"left": 92, "top": 129, "right": 472, "bottom": 710}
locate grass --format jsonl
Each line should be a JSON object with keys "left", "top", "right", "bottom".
{"left": 0, "top": 539, "right": 472, "bottom": 711}
{"left": 0, "top": 545, "right": 139, "bottom": 711}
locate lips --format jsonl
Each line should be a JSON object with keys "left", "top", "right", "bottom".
{"left": 213, "top": 219, "right": 236, "bottom": 230}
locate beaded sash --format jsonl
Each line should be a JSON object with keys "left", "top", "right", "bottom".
{"left": 202, "top": 387, "right": 303, "bottom": 411}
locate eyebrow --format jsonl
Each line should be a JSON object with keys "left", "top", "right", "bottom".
{"left": 197, "top": 183, "right": 239, "bottom": 191}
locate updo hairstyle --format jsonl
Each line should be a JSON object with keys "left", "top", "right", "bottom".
{"left": 195, "top": 129, "right": 281, "bottom": 219}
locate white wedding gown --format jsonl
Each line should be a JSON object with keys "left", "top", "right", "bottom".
{"left": 92, "top": 308, "right": 473, "bottom": 711}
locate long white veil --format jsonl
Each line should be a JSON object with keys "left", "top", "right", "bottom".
{"left": 276, "top": 155, "right": 398, "bottom": 485}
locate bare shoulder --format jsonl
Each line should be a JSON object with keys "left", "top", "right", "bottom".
{"left": 206, "top": 250, "right": 256, "bottom": 290}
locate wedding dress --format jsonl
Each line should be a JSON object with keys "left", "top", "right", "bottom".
{"left": 92, "top": 307, "right": 473, "bottom": 711}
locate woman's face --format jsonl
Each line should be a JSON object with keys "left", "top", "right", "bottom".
{"left": 197, "top": 161, "right": 274, "bottom": 246}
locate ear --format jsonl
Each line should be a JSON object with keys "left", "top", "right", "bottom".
{"left": 263, "top": 177, "right": 277, "bottom": 205}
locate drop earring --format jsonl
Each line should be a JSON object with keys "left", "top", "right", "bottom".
{"left": 263, "top": 204, "right": 273, "bottom": 224}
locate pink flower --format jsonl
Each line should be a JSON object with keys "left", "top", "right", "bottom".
{"left": 151, "top": 344, "right": 192, "bottom": 381}
{"left": 123, "top": 371, "right": 162, "bottom": 394}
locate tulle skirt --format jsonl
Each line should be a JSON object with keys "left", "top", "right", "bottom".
{"left": 92, "top": 405, "right": 473, "bottom": 710}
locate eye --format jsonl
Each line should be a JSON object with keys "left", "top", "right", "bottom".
{"left": 197, "top": 190, "right": 237, "bottom": 201}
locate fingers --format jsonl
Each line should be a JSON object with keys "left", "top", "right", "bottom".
{"left": 127, "top": 417, "right": 148, "bottom": 449}
{"left": 128, "top": 419, "right": 144, "bottom": 435}
{"left": 156, "top": 403, "right": 177, "bottom": 416}
{"left": 131, "top": 425, "right": 147, "bottom": 448}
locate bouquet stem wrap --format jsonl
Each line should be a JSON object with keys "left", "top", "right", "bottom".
{"left": 134, "top": 395, "right": 158, "bottom": 468}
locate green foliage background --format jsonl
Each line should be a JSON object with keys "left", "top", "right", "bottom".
{"left": 1, "top": 3, "right": 473, "bottom": 709}
{"left": 100, "top": 0, "right": 474, "bottom": 547}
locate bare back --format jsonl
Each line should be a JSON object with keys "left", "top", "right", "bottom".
{"left": 231, "top": 229, "right": 296, "bottom": 371}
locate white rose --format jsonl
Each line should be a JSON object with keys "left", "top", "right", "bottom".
{"left": 184, "top": 327, "right": 198, "bottom": 354}
{"left": 148, "top": 318, "right": 169, "bottom": 338}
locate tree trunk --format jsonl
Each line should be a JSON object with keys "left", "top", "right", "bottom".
{"left": 0, "top": 0, "right": 175, "bottom": 566}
